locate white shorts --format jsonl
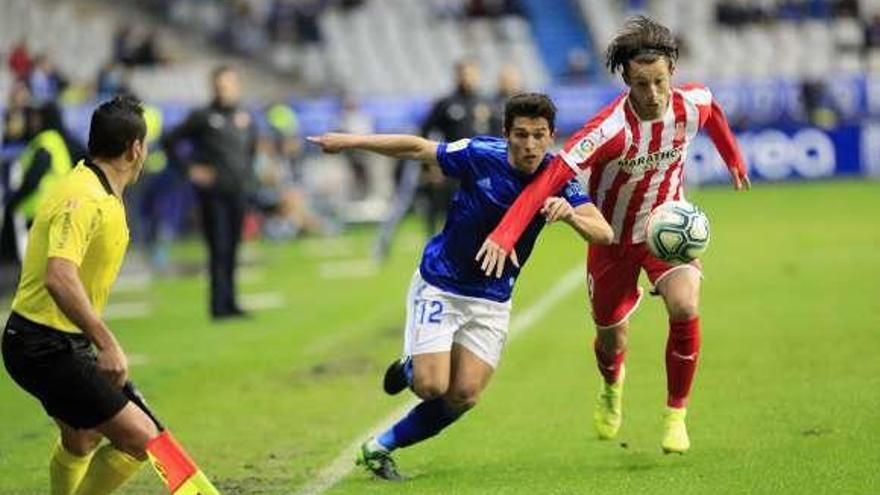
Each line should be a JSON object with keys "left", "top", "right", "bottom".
{"left": 402, "top": 270, "right": 511, "bottom": 369}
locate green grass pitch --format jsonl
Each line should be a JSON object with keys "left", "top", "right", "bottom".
{"left": 1, "top": 180, "right": 878, "bottom": 494}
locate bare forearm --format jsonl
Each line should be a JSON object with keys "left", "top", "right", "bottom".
{"left": 564, "top": 214, "right": 613, "bottom": 244}
{"left": 344, "top": 134, "right": 436, "bottom": 162}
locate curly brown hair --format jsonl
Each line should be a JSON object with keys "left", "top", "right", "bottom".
{"left": 605, "top": 16, "right": 679, "bottom": 76}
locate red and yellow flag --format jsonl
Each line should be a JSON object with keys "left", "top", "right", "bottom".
{"left": 147, "top": 431, "right": 221, "bottom": 495}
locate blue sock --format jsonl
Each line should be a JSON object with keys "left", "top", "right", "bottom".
{"left": 377, "top": 398, "right": 463, "bottom": 452}
{"left": 403, "top": 357, "right": 414, "bottom": 388}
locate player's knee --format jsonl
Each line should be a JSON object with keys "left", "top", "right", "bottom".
{"left": 110, "top": 419, "right": 160, "bottom": 460}
{"left": 667, "top": 299, "right": 699, "bottom": 321}
{"left": 597, "top": 324, "right": 627, "bottom": 353}
{"left": 445, "top": 383, "right": 481, "bottom": 412}
{"left": 62, "top": 434, "right": 101, "bottom": 456}
{"left": 412, "top": 378, "right": 449, "bottom": 400}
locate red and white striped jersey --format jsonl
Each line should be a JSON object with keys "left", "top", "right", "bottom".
{"left": 558, "top": 83, "right": 745, "bottom": 244}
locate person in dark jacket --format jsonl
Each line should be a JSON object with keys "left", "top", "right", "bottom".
{"left": 373, "top": 59, "right": 492, "bottom": 261}
{"left": 162, "top": 65, "right": 257, "bottom": 320}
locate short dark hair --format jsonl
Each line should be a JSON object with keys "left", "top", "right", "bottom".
{"left": 212, "top": 64, "right": 235, "bottom": 83}
{"left": 88, "top": 95, "right": 146, "bottom": 159}
{"left": 605, "top": 16, "right": 678, "bottom": 76}
{"left": 503, "top": 93, "right": 557, "bottom": 133}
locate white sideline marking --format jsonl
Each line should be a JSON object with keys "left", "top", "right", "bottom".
{"left": 239, "top": 267, "right": 266, "bottom": 285}
{"left": 241, "top": 292, "right": 286, "bottom": 310}
{"left": 295, "top": 265, "right": 584, "bottom": 495}
{"left": 303, "top": 238, "right": 355, "bottom": 258}
{"left": 128, "top": 354, "right": 150, "bottom": 366}
{"left": 319, "top": 260, "right": 378, "bottom": 279}
{"left": 104, "top": 302, "right": 151, "bottom": 320}
{"left": 114, "top": 272, "right": 152, "bottom": 292}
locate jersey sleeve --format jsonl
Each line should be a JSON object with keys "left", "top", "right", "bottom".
{"left": 558, "top": 178, "right": 591, "bottom": 208}
{"left": 435, "top": 138, "right": 474, "bottom": 179}
{"left": 46, "top": 197, "right": 101, "bottom": 266}
{"left": 685, "top": 84, "right": 748, "bottom": 178}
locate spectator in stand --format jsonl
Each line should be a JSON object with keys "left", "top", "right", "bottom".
{"left": 268, "top": 0, "right": 325, "bottom": 45}
{"left": 7, "top": 38, "right": 32, "bottom": 81}
{"left": 490, "top": 64, "right": 523, "bottom": 136}
{"left": 561, "top": 47, "right": 592, "bottom": 85}
{"left": 338, "top": 94, "right": 375, "bottom": 201}
{"left": 466, "top": 0, "right": 524, "bottom": 17}
{"left": 864, "top": 13, "right": 880, "bottom": 50}
{"left": 95, "top": 62, "right": 132, "bottom": 100}
{"left": 28, "top": 55, "right": 67, "bottom": 105}
{"left": 833, "top": 0, "right": 860, "bottom": 18}
{"left": 128, "top": 29, "right": 167, "bottom": 66}
{"left": 294, "top": 0, "right": 324, "bottom": 45}
{"left": 115, "top": 25, "right": 168, "bottom": 67}
{"left": 3, "top": 81, "right": 35, "bottom": 145}
{"left": 219, "top": 0, "right": 268, "bottom": 56}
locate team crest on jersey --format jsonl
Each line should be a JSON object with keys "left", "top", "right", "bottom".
{"left": 564, "top": 180, "right": 585, "bottom": 198}
{"left": 618, "top": 147, "right": 683, "bottom": 174}
{"left": 568, "top": 128, "right": 605, "bottom": 164}
{"left": 446, "top": 139, "right": 470, "bottom": 153}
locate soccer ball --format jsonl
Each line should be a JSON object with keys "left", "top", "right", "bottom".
{"left": 645, "top": 200, "right": 710, "bottom": 264}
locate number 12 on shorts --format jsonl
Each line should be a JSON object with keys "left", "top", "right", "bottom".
{"left": 414, "top": 298, "right": 444, "bottom": 324}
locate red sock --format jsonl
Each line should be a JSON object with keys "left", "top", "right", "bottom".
{"left": 594, "top": 338, "right": 625, "bottom": 384}
{"left": 666, "top": 317, "right": 701, "bottom": 408}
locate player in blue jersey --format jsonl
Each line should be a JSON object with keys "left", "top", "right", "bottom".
{"left": 309, "top": 93, "right": 613, "bottom": 480}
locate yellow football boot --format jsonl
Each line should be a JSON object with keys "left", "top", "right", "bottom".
{"left": 661, "top": 406, "right": 690, "bottom": 454}
{"left": 594, "top": 365, "right": 625, "bottom": 440}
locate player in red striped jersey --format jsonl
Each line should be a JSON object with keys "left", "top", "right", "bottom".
{"left": 476, "top": 16, "right": 750, "bottom": 453}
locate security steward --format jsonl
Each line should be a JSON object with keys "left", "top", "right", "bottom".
{"left": 5, "top": 103, "right": 87, "bottom": 227}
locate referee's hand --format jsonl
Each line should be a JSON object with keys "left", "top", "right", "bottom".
{"left": 97, "top": 344, "right": 129, "bottom": 389}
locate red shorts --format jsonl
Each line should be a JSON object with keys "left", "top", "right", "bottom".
{"left": 587, "top": 243, "right": 701, "bottom": 328}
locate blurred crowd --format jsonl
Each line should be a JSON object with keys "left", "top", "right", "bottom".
{"left": 1, "top": 11, "right": 525, "bottom": 283}
{"left": 714, "top": 0, "right": 860, "bottom": 25}
{"left": 125, "top": 0, "right": 524, "bottom": 79}
{"left": 2, "top": 0, "right": 877, "bottom": 286}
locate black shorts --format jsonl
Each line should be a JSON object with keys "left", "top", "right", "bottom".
{"left": 2, "top": 312, "right": 129, "bottom": 429}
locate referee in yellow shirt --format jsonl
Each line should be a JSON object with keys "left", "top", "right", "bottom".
{"left": 2, "top": 96, "right": 159, "bottom": 495}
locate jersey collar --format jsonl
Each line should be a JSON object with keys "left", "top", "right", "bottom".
{"left": 84, "top": 159, "right": 115, "bottom": 196}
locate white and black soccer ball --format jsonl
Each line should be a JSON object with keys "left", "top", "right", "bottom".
{"left": 645, "top": 200, "right": 710, "bottom": 264}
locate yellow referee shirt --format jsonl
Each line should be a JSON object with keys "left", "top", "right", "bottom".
{"left": 11, "top": 160, "right": 129, "bottom": 333}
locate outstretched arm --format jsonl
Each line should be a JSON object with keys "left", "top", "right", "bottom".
{"left": 308, "top": 133, "right": 439, "bottom": 167}
{"left": 703, "top": 99, "right": 750, "bottom": 191}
